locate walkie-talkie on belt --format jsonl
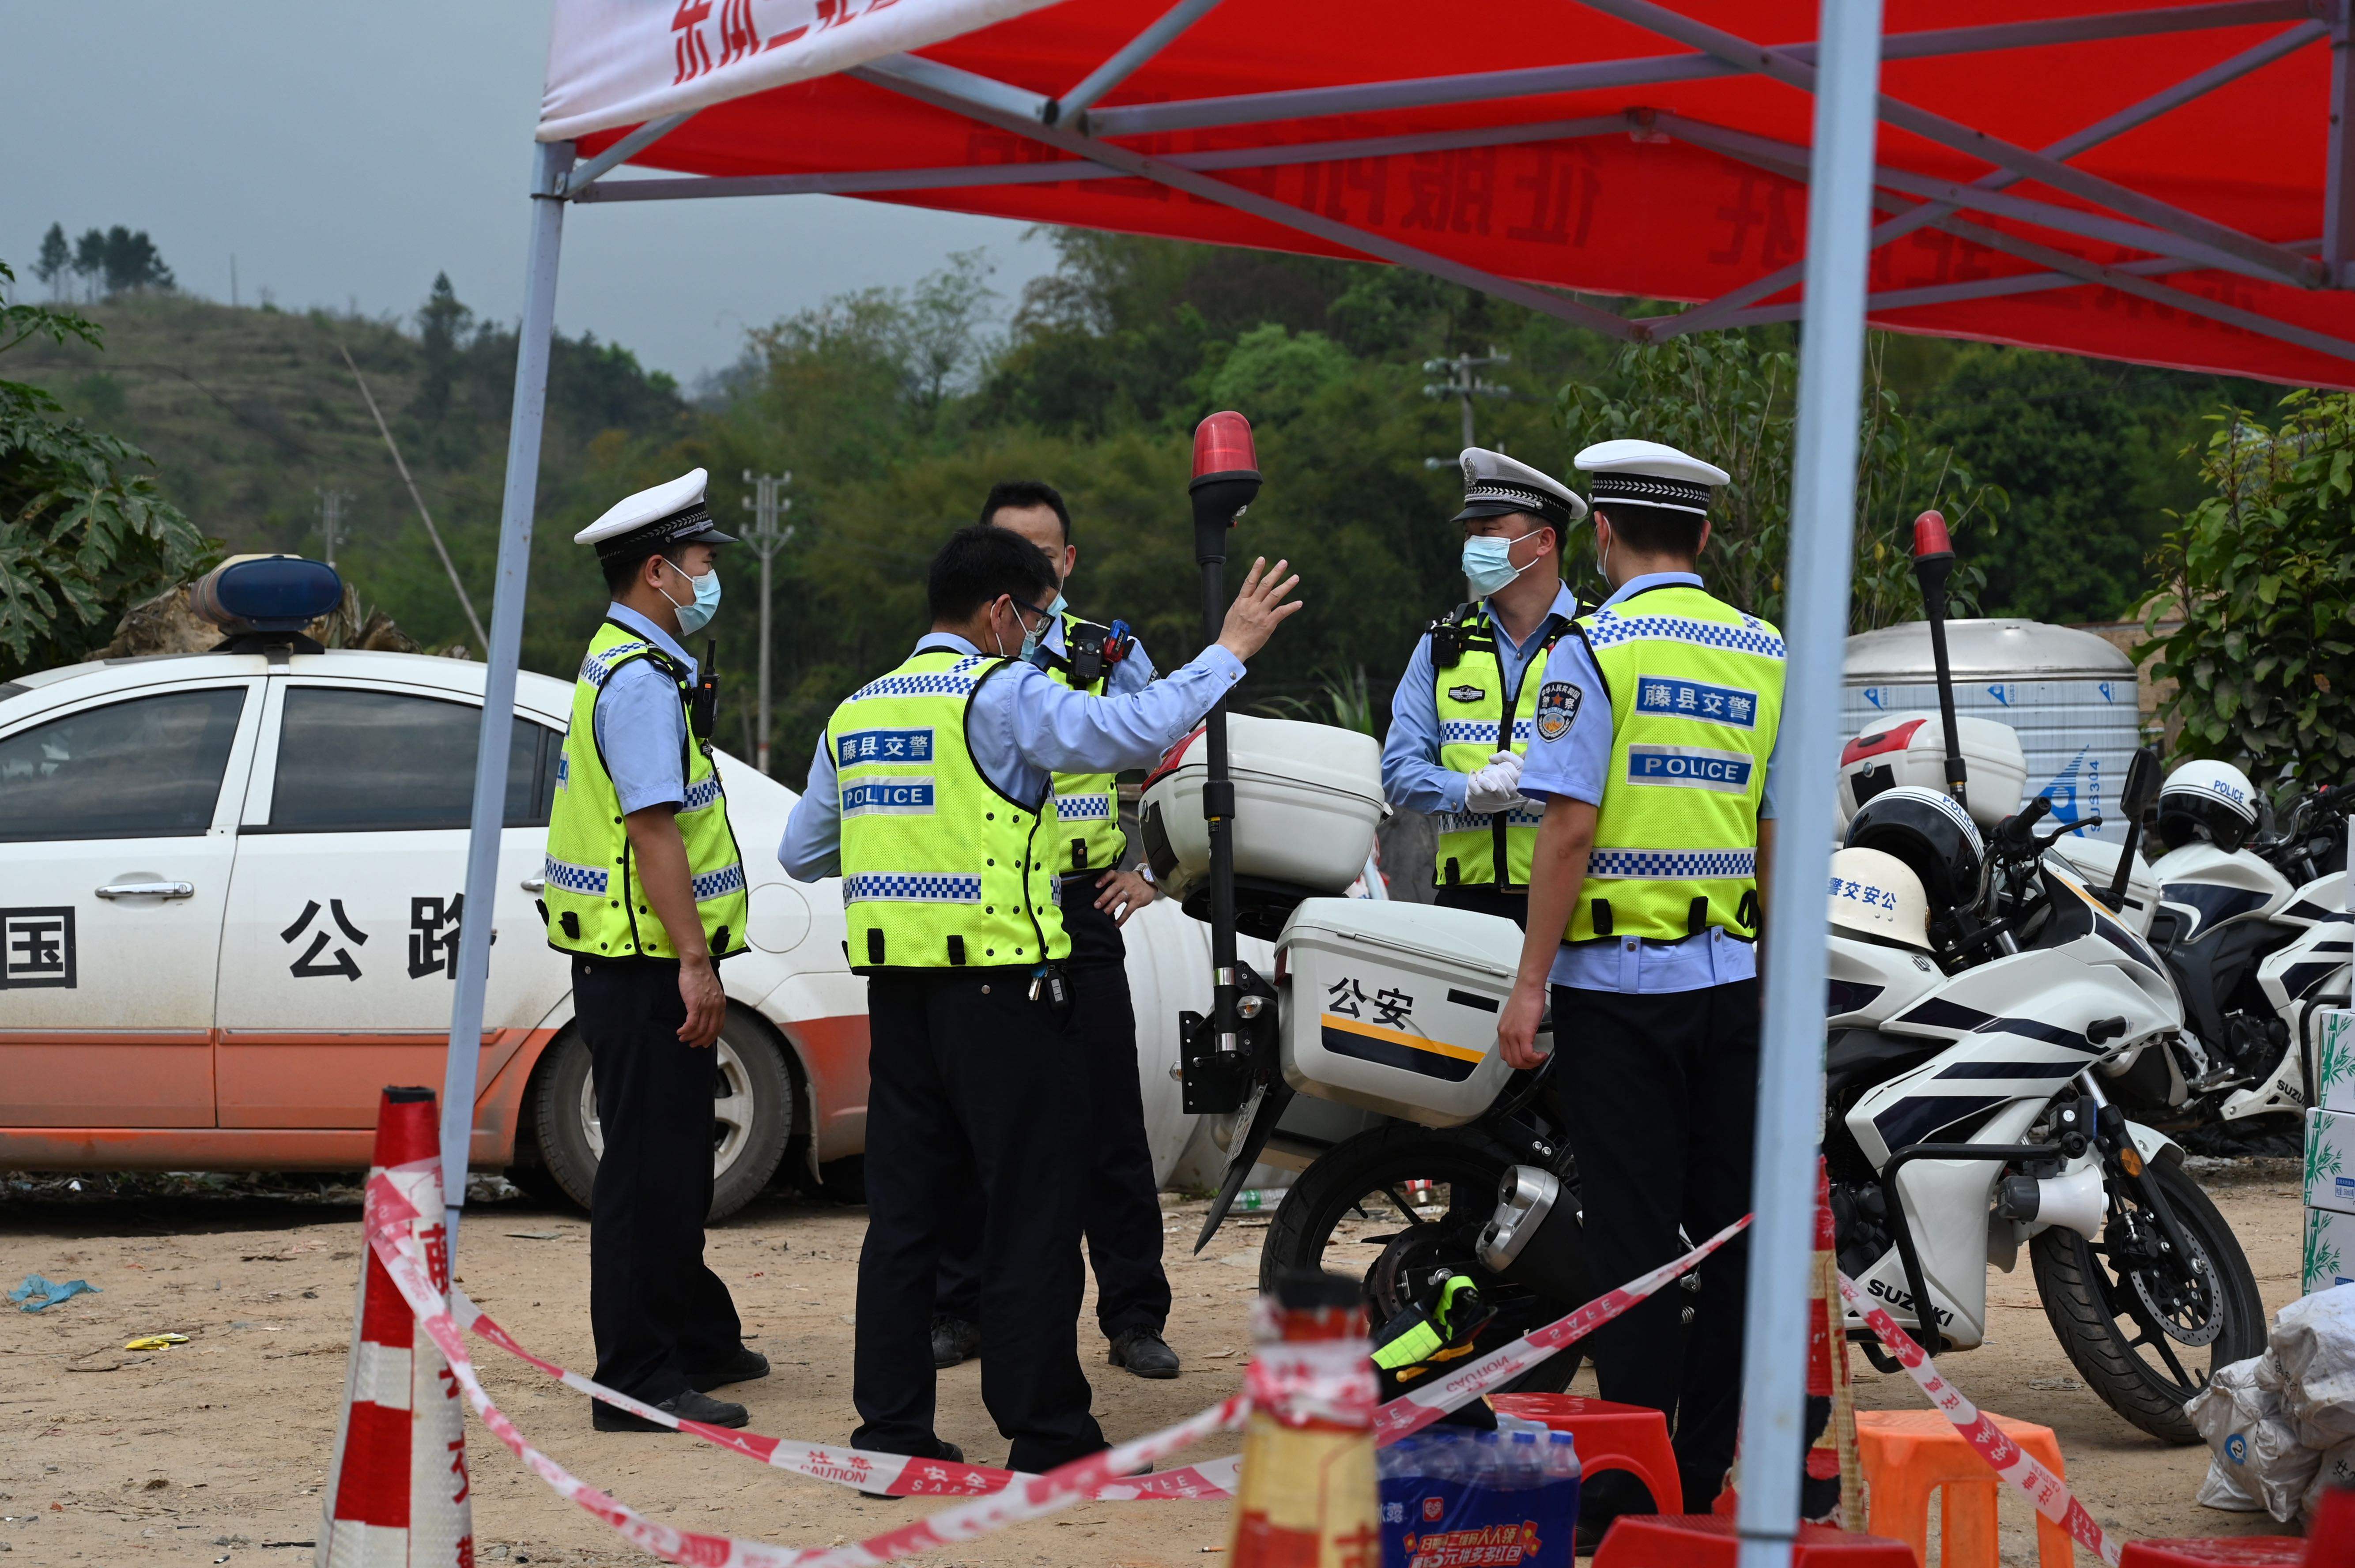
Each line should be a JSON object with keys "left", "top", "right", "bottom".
{"left": 690, "top": 638, "right": 719, "bottom": 740}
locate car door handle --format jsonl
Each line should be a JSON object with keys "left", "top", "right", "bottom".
{"left": 521, "top": 876, "right": 545, "bottom": 893}
{"left": 95, "top": 881, "right": 196, "bottom": 900}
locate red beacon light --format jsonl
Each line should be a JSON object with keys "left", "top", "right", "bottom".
{"left": 1911, "top": 509, "right": 1954, "bottom": 563}
{"left": 1191, "top": 410, "right": 1259, "bottom": 491}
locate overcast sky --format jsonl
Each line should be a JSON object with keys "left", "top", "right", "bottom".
{"left": 2, "top": 3, "right": 1056, "bottom": 382}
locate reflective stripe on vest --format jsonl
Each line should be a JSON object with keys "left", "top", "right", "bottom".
{"left": 1568, "top": 584, "right": 1784, "bottom": 945}
{"left": 825, "top": 648, "right": 1070, "bottom": 970}
{"left": 543, "top": 620, "right": 750, "bottom": 961}
{"left": 1431, "top": 605, "right": 1567, "bottom": 889}
{"left": 1043, "top": 611, "right": 1127, "bottom": 877}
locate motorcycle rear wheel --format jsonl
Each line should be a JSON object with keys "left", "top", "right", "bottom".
{"left": 2028, "top": 1155, "right": 2262, "bottom": 1444}
{"left": 1257, "top": 1123, "right": 1586, "bottom": 1394}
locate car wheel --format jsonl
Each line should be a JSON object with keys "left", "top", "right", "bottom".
{"left": 528, "top": 1008, "right": 799, "bottom": 1223}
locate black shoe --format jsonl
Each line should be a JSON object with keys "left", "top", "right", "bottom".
{"left": 592, "top": 1387, "right": 751, "bottom": 1433}
{"left": 687, "top": 1346, "right": 770, "bottom": 1392}
{"left": 1108, "top": 1328, "right": 1181, "bottom": 1380}
{"left": 931, "top": 1315, "right": 981, "bottom": 1368}
{"left": 1574, "top": 1469, "right": 1653, "bottom": 1557}
{"left": 858, "top": 1439, "right": 963, "bottom": 1499}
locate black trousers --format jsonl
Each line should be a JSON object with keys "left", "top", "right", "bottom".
{"left": 936, "top": 889, "right": 1170, "bottom": 1340}
{"left": 1553, "top": 978, "right": 1759, "bottom": 1508}
{"left": 576, "top": 957, "right": 744, "bottom": 1403}
{"left": 1434, "top": 884, "right": 1531, "bottom": 929}
{"left": 857, "top": 968, "right": 1106, "bottom": 1473}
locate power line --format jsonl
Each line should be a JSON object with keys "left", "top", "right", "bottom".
{"left": 1421, "top": 347, "right": 1513, "bottom": 467}
{"left": 315, "top": 486, "right": 354, "bottom": 569}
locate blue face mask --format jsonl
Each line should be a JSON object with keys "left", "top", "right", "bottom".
{"left": 1461, "top": 533, "right": 1534, "bottom": 598}
{"left": 1048, "top": 590, "right": 1068, "bottom": 622}
{"left": 658, "top": 562, "right": 723, "bottom": 636}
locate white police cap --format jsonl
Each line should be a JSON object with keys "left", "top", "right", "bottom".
{"left": 1574, "top": 439, "right": 1730, "bottom": 517}
{"left": 574, "top": 467, "right": 738, "bottom": 562}
{"left": 1452, "top": 448, "right": 1588, "bottom": 531}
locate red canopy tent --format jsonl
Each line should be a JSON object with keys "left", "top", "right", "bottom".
{"left": 556, "top": 0, "right": 2355, "bottom": 388}
{"left": 431, "top": 7, "right": 2342, "bottom": 1562}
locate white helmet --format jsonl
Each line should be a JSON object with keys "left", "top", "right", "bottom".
{"left": 1826, "top": 846, "right": 1932, "bottom": 951}
{"left": 2158, "top": 759, "right": 2258, "bottom": 853}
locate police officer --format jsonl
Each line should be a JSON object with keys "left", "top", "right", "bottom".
{"left": 1381, "top": 450, "right": 1590, "bottom": 926}
{"left": 780, "top": 526, "right": 1298, "bottom": 1473}
{"left": 546, "top": 467, "right": 767, "bottom": 1432}
{"left": 928, "top": 481, "right": 1181, "bottom": 1381}
{"left": 1495, "top": 440, "right": 1784, "bottom": 1515}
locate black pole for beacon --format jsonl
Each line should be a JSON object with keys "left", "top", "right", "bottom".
{"left": 1910, "top": 510, "right": 1970, "bottom": 817}
{"left": 1188, "top": 412, "right": 1262, "bottom": 1087}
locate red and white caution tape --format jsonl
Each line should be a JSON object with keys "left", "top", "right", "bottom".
{"left": 1837, "top": 1271, "right": 2122, "bottom": 1568}
{"left": 366, "top": 1173, "right": 1250, "bottom": 1567}
{"left": 449, "top": 1285, "right": 1241, "bottom": 1501}
{"left": 1374, "top": 1214, "right": 1752, "bottom": 1443}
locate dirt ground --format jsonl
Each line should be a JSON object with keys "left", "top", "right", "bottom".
{"left": 0, "top": 1159, "right": 2311, "bottom": 1567}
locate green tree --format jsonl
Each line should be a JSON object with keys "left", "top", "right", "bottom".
{"left": 71, "top": 229, "right": 105, "bottom": 302}
{"left": 0, "top": 261, "right": 214, "bottom": 676}
{"left": 1923, "top": 346, "right": 2219, "bottom": 623}
{"left": 98, "top": 227, "right": 173, "bottom": 294}
{"left": 1204, "top": 324, "right": 1352, "bottom": 424}
{"left": 410, "top": 271, "right": 472, "bottom": 429}
{"left": 2145, "top": 394, "right": 2355, "bottom": 780}
{"left": 33, "top": 225, "right": 69, "bottom": 298}
{"left": 1559, "top": 332, "right": 2003, "bottom": 631}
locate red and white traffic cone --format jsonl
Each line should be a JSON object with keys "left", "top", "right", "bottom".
{"left": 317, "top": 1086, "right": 473, "bottom": 1568}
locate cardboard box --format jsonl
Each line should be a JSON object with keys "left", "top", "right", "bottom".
{"left": 2307, "top": 1206, "right": 2355, "bottom": 1297}
{"left": 2307, "top": 1108, "right": 2355, "bottom": 1217}
{"left": 2317, "top": 1010, "right": 2355, "bottom": 1116}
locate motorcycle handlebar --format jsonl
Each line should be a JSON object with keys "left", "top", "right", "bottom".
{"left": 1997, "top": 794, "right": 2054, "bottom": 856}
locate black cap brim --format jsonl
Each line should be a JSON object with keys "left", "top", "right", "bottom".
{"left": 682, "top": 522, "right": 737, "bottom": 545}
{"left": 1453, "top": 499, "right": 1556, "bottom": 526}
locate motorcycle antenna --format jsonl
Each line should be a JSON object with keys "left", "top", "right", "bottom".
{"left": 1911, "top": 511, "right": 1970, "bottom": 817}
{"left": 1189, "top": 411, "right": 1262, "bottom": 1102}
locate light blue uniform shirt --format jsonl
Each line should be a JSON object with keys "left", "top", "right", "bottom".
{"left": 1518, "top": 572, "right": 1782, "bottom": 995}
{"left": 780, "top": 630, "right": 1237, "bottom": 881}
{"left": 591, "top": 602, "right": 698, "bottom": 816}
{"left": 1381, "top": 581, "right": 1583, "bottom": 816}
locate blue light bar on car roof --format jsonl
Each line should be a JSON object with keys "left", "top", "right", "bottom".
{"left": 189, "top": 555, "right": 343, "bottom": 633}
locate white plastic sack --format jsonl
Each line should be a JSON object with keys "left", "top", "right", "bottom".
{"left": 2269, "top": 1282, "right": 2355, "bottom": 1448}
{"left": 2196, "top": 1455, "right": 2261, "bottom": 1513}
{"left": 2301, "top": 1437, "right": 2355, "bottom": 1523}
{"left": 2187, "top": 1353, "right": 2320, "bottom": 1523}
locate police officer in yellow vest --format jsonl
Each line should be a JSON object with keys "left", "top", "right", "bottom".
{"left": 780, "top": 526, "right": 1299, "bottom": 1473}
{"left": 1381, "top": 449, "right": 1589, "bottom": 926}
{"left": 545, "top": 467, "right": 767, "bottom": 1433}
{"left": 1495, "top": 440, "right": 1785, "bottom": 1517}
{"left": 926, "top": 481, "right": 1181, "bottom": 1382}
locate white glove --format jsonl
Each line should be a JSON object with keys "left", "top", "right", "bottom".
{"left": 1463, "top": 750, "right": 1529, "bottom": 815}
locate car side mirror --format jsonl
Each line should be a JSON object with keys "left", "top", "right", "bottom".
{"left": 2122, "top": 744, "right": 2163, "bottom": 823}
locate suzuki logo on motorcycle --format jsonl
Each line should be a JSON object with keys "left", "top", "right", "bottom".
{"left": 1626, "top": 745, "right": 1752, "bottom": 792}
{"left": 1865, "top": 1276, "right": 1953, "bottom": 1327}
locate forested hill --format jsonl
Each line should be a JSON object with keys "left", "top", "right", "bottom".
{"left": 5, "top": 240, "right": 2282, "bottom": 783}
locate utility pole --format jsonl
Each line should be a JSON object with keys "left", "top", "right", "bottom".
{"left": 741, "top": 470, "right": 794, "bottom": 775}
{"left": 1421, "top": 347, "right": 1513, "bottom": 469}
{"left": 315, "top": 486, "right": 354, "bottom": 569}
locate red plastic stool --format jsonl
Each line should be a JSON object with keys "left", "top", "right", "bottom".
{"left": 1594, "top": 1514, "right": 1917, "bottom": 1567}
{"left": 1490, "top": 1394, "right": 1685, "bottom": 1514}
{"left": 2117, "top": 1545, "right": 2308, "bottom": 1567}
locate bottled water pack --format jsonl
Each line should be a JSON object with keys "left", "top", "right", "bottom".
{"left": 1376, "top": 1425, "right": 1580, "bottom": 1567}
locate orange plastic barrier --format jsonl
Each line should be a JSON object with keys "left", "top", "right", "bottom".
{"left": 1856, "top": 1409, "right": 2072, "bottom": 1568}
{"left": 1488, "top": 1393, "right": 1684, "bottom": 1515}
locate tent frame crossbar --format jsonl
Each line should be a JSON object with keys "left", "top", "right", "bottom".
{"left": 1652, "top": 15, "right": 2330, "bottom": 332}
{"left": 1055, "top": 0, "right": 1228, "bottom": 124}
{"left": 1082, "top": 0, "right": 2319, "bottom": 137}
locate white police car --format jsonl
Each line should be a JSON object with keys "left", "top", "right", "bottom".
{"left": 0, "top": 558, "right": 868, "bottom": 1218}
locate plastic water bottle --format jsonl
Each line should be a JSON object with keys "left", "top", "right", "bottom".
{"left": 1503, "top": 1430, "right": 1543, "bottom": 1491}
{"left": 1544, "top": 1430, "right": 1581, "bottom": 1484}
{"left": 1470, "top": 1429, "right": 1501, "bottom": 1489}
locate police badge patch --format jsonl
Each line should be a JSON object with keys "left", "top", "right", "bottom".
{"left": 1447, "top": 685, "right": 1486, "bottom": 704}
{"left": 1535, "top": 681, "right": 1581, "bottom": 741}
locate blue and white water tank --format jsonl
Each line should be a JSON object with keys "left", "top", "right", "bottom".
{"left": 1844, "top": 619, "right": 2143, "bottom": 842}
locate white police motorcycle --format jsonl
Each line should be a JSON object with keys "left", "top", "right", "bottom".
{"left": 2110, "top": 759, "right": 2354, "bottom": 1130}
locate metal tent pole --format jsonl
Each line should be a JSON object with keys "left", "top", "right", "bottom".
{"left": 438, "top": 138, "right": 576, "bottom": 1250}
{"left": 1736, "top": 0, "right": 1882, "bottom": 1562}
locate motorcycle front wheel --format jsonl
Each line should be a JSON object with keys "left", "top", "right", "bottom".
{"left": 2029, "top": 1155, "right": 2263, "bottom": 1443}
{"left": 1258, "top": 1122, "right": 1587, "bottom": 1394}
